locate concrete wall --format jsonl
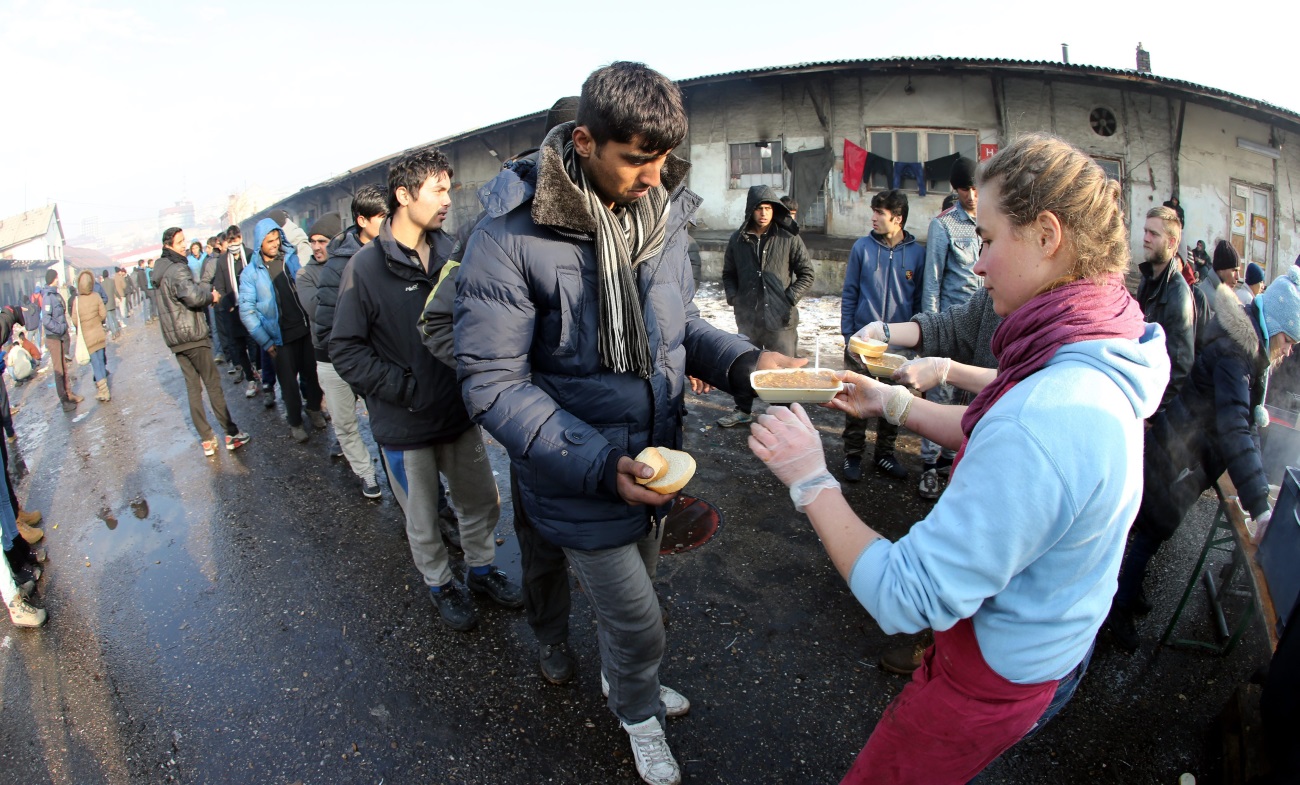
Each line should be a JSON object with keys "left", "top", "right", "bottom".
{"left": 260, "top": 65, "right": 1300, "bottom": 290}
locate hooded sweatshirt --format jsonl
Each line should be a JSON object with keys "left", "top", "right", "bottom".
{"left": 849, "top": 324, "right": 1169, "bottom": 684}
{"left": 238, "top": 218, "right": 307, "bottom": 349}
{"left": 841, "top": 229, "right": 925, "bottom": 334}
{"left": 721, "top": 184, "right": 814, "bottom": 331}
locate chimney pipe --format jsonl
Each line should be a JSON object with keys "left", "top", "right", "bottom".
{"left": 1061, "top": 44, "right": 1069, "bottom": 64}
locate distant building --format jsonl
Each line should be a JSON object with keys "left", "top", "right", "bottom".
{"left": 251, "top": 57, "right": 1300, "bottom": 293}
{"left": 0, "top": 204, "right": 66, "bottom": 306}
{"left": 159, "top": 202, "right": 195, "bottom": 233}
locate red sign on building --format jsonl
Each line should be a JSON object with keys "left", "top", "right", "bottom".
{"left": 979, "top": 144, "right": 999, "bottom": 161}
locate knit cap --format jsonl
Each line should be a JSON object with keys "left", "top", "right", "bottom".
{"left": 1258, "top": 265, "right": 1300, "bottom": 342}
{"left": 950, "top": 156, "right": 977, "bottom": 189}
{"left": 308, "top": 212, "right": 343, "bottom": 240}
{"left": 1246, "top": 263, "right": 1265, "bottom": 287}
{"left": 268, "top": 209, "right": 289, "bottom": 227}
{"left": 1213, "top": 240, "right": 1239, "bottom": 271}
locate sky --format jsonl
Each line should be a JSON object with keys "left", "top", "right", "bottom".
{"left": 2, "top": 0, "right": 1297, "bottom": 249}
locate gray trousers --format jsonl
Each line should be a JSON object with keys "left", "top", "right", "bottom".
{"left": 563, "top": 522, "right": 667, "bottom": 726}
{"left": 317, "top": 361, "right": 375, "bottom": 482}
{"left": 401, "top": 427, "right": 499, "bottom": 587}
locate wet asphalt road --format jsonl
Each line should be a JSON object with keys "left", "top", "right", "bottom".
{"left": 0, "top": 299, "right": 1275, "bottom": 785}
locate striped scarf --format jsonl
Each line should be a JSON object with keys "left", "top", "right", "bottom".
{"left": 564, "top": 140, "right": 669, "bottom": 379}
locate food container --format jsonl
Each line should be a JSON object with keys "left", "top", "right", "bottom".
{"left": 863, "top": 352, "right": 906, "bottom": 379}
{"left": 750, "top": 368, "right": 844, "bottom": 404}
{"left": 848, "top": 337, "right": 887, "bottom": 359}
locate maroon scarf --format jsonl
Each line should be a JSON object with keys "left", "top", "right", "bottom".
{"left": 953, "top": 275, "right": 1146, "bottom": 470}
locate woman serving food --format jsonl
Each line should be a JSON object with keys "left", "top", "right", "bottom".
{"left": 747, "top": 134, "right": 1170, "bottom": 784}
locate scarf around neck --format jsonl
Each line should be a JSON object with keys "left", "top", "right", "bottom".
{"left": 953, "top": 274, "right": 1146, "bottom": 470}
{"left": 562, "top": 140, "right": 670, "bottom": 379}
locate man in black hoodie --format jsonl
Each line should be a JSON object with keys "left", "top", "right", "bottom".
{"left": 302, "top": 193, "right": 382, "bottom": 499}
{"left": 330, "top": 147, "right": 521, "bottom": 632}
{"left": 717, "top": 184, "right": 814, "bottom": 427}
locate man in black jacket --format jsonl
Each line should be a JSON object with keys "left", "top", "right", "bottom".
{"left": 718, "top": 184, "right": 814, "bottom": 427}
{"left": 330, "top": 147, "right": 520, "bottom": 632}
{"left": 1136, "top": 206, "right": 1196, "bottom": 412}
{"left": 155, "top": 227, "right": 249, "bottom": 456}
{"left": 214, "top": 226, "right": 260, "bottom": 397}
{"left": 301, "top": 197, "right": 382, "bottom": 498}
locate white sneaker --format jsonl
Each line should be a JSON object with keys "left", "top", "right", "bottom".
{"left": 602, "top": 672, "right": 691, "bottom": 717}
{"left": 622, "top": 716, "right": 681, "bottom": 785}
{"left": 8, "top": 594, "right": 47, "bottom": 627}
{"left": 245, "top": 381, "right": 258, "bottom": 398}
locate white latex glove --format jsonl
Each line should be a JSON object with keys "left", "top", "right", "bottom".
{"left": 893, "top": 356, "right": 951, "bottom": 393}
{"left": 749, "top": 403, "right": 840, "bottom": 512}
{"left": 853, "top": 322, "right": 888, "bottom": 344}
{"left": 1252, "top": 508, "right": 1273, "bottom": 545}
{"left": 828, "top": 370, "right": 905, "bottom": 422}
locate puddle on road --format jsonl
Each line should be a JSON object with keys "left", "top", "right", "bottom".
{"left": 130, "top": 498, "right": 149, "bottom": 519}
{"left": 98, "top": 507, "right": 118, "bottom": 531}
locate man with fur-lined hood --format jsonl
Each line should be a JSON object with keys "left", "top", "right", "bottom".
{"left": 717, "top": 184, "right": 814, "bottom": 428}
{"left": 455, "top": 62, "right": 804, "bottom": 785}
{"left": 1108, "top": 266, "right": 1300, "bottom": 652}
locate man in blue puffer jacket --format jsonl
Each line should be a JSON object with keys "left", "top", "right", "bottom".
{"left": 238, "top": 218, "right": 324, "bottom": 442}
{"left": 456, "top": 63, "right": 802, "bottom": 785}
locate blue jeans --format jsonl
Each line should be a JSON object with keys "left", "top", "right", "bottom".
{"left": 967, "top": 642, "right": 1095, "bottom": 784}
{"left": 90, "top": 348, "right": 107, "bottom": 381}
{"left": 105, "top": 310, "right": 121, "bottom": 335}
{"left": 0, "top": 464, "right": 16, "bottom": 552}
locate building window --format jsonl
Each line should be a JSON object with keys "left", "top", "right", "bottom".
{"left": 867, "top": 129, "right": 978, "bottom": 189}
{"left": 1092, "top": 156, "right": 1124, "bottom": 183}
{"left": 1090, "top": 107, "right": 1118, "bottom": 137}
{"left": 729, "top": 141, "right": 785, "bottom": 190}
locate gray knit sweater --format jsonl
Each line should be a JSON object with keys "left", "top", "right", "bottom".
{"left": 911, "top": 286, "right": 1001, "bottom": 369}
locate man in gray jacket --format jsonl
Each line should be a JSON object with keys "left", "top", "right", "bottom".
{"left": 455, "top": 63, "right": 802, "bottom": 785}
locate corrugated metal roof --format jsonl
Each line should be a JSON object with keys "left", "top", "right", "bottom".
{"left": 0, "top": 205, "right": 58, "bottom": 254}
{"left": 264, "top": 57, "right": 1298, "bottom": 215}
{"left": 679, "top": 57, "right": 1300, "bottom": 126}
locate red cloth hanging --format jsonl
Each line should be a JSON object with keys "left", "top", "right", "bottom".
{"left": 843, "top": 139, "right": 867, "bottom": 191}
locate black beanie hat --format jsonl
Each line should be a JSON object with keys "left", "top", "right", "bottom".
{"left": 950, "top": 156, "right": 978, "bottom": 190}
{"left": 269, "top": 209, "right": 289, "bottom": 227}
{"left": 308, "top": 213, "right": 343, "bottom": 240}
{"left": 1212, "top": 240, "right": 1240, "bottom": 272}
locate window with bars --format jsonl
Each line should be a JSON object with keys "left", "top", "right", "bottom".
{"left": 866, "top": 129, "right": 978, "bottom": 189}
{"left": 729, "top": 141, "right": 786, "bottom": 190}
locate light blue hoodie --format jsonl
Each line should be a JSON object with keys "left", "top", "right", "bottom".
{"left": 849, "top": 324, "right": 1170, "bottom": 684}
{"left": 238, "top": 217, "right": 301, "bottom": 349}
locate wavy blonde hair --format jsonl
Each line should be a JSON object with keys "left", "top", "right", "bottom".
{"left": 977, "top": 133, "right": 1129, "bottom": 285}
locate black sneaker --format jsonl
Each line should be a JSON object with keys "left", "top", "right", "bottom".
{"left": 361, "top": 477, "right": 381, "bottom": 499}
{"left": 539, "top": 642, "right": 576, "bottom": 685}
{"left": 466, "top": 566, "right": 524, "bottom": 609}
{"left": 935, "top": 456, "right": 954, "bottom": 478}
{"left": 430, "top": 584, "right": 478, "bottom": 631}
{"left": 263, "top": 390, "right": 276, "bottom": 409}
{"left": 330, "top": 440, "right": 344, "bottom": 459}
{"left": 875, "top": 453, "right": 907, "bottom": 479}
{"left": 842, "top": 455, "right": 863, "bottom": 483}
{"left": 1107, "top": 603, "right": 1140, "bottom": 653}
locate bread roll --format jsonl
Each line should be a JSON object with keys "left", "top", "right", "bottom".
{"left": 634, "top": 447, "right": 669, "bottom": 485}
{"left": 646, "top": 447, "right": 696, "bottom": 495}
{"left": 848, "top": 336, "right": 887, "bottom": 358}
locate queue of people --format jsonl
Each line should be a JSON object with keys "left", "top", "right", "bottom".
{"left": 7, "top": 62, "right": 1298, "bottom": 785}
